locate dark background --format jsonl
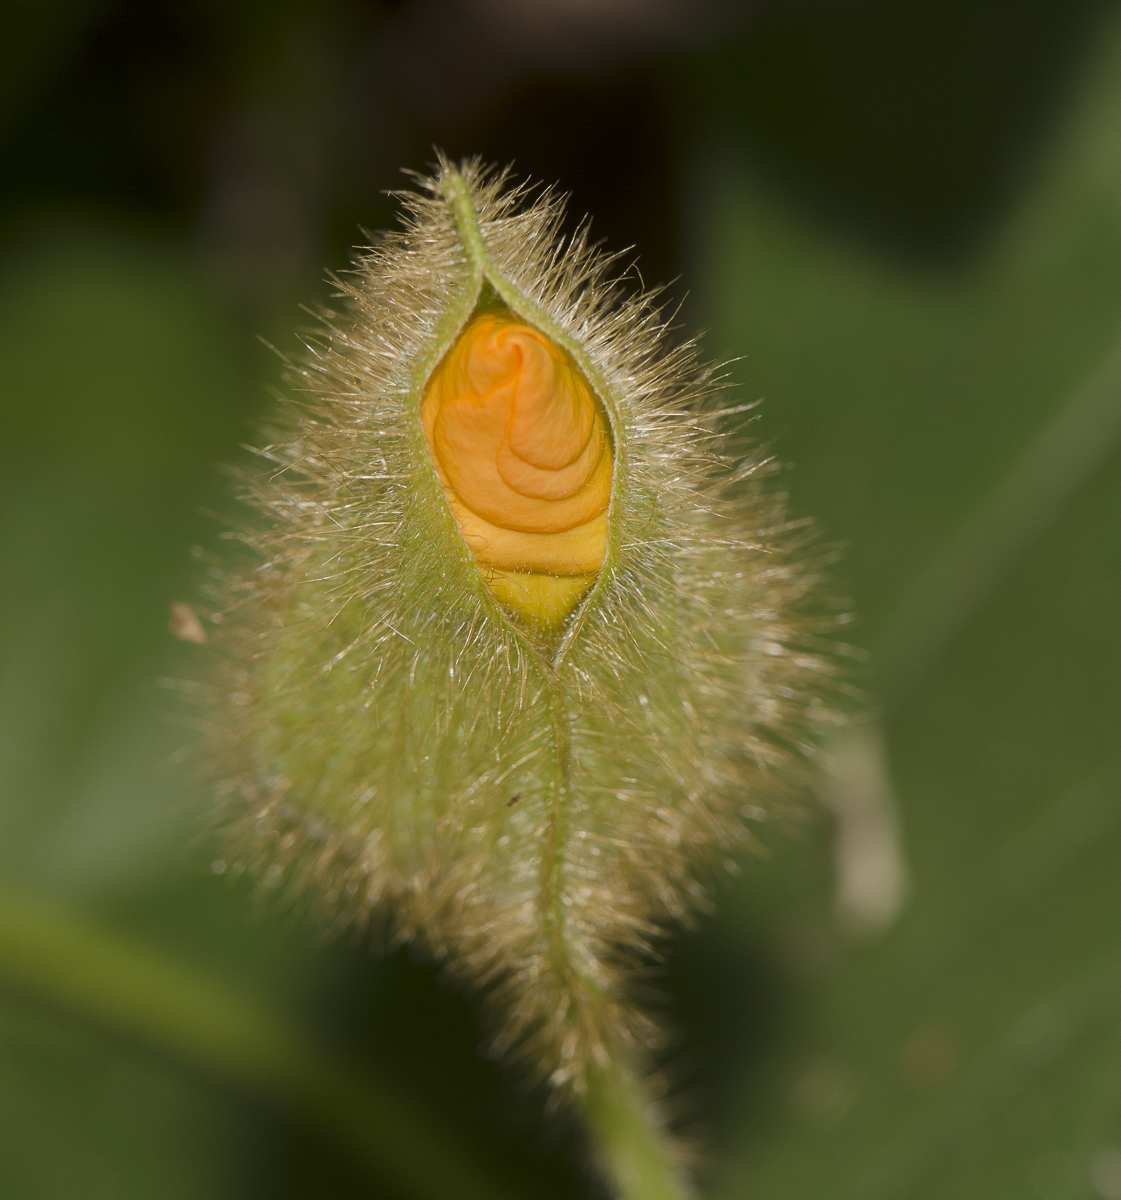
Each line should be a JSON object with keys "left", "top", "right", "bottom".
{"left": 4, "top": 1, "right": 1121, "bottom": 1198}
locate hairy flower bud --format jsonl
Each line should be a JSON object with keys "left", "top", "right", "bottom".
{"left": 207, "top": 156, "right": 838, "bottom": 1195}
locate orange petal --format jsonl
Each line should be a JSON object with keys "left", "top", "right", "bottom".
{"left": 422, "top": 308, "right": 613, "bottom": 623}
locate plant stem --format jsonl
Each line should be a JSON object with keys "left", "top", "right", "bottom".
{"left": 0, "top": 890, "right": 518, "bottom": 1200}
{"left": 584, "top": 1058, "right": 693, "bottom": 1200}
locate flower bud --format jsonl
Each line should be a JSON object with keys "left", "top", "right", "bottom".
{"left": 209, "top": 158, "right": 837, "bottom": 1116}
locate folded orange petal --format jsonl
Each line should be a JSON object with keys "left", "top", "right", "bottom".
{"left": 422, "top": 309, "right": 612, "bottom": 625}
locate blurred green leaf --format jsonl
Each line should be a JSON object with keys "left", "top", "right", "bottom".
{"left": 0, "top": 997, "right": 241, "bottom": 1200}
{"left": 0, "top": 227, "right": 253, "bottom": 892}
{"left": 0, "top": 891, "right": 520, "bottom": 1200}
{"left": 0, "top": 225, "right": 266, "bottom": 1196}
{"left": 687, "top": 13, "right": 1121, "bottom": 1200}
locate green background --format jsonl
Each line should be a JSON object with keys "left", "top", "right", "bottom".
{"left": 3, "top": 1, "right": 1121, "bottom": 1196}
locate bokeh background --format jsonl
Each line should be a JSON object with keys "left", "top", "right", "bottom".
{"left": 4, "top": 1, "right": 1121, "bottom": 1197}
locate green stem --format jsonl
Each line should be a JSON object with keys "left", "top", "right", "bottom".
{"left": 0, "top": 890, "right": 518, "bottom": 1200}
{"left": 584, "top": 1059, "right": 693, "bottom": 1200}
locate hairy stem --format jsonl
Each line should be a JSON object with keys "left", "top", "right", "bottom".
{"left": 585, "top": 1059, "right": 693, "bottom": 1200}
{"left": 0, "top": 890, "right": 516, "bottom": 1200}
